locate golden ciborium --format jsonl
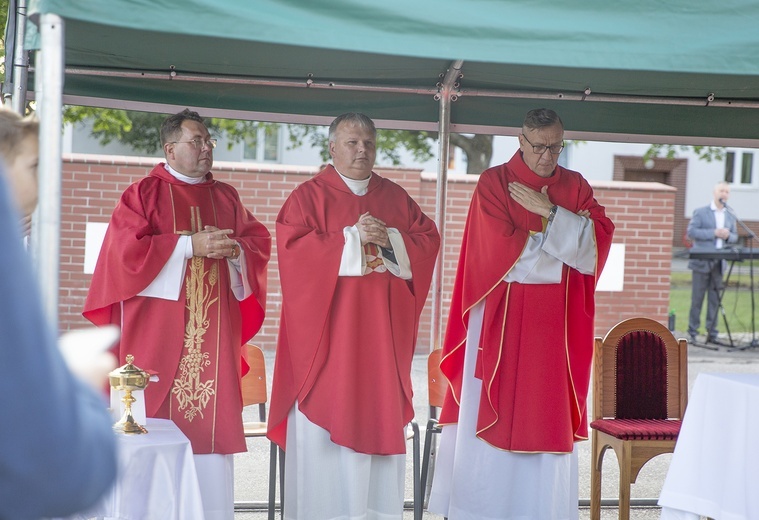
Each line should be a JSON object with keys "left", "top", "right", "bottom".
{"left": 109, "top": 354, "right": 150, "bottom": 434}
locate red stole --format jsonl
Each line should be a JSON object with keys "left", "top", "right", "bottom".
{"left": 267, "top": 166, "right": 440, "bottom": 455}
{"left": 438, "top": 151, "right": 614, "bottom": 453}
{"left": 84, "top": 164, "right": 271, "bottom": 454}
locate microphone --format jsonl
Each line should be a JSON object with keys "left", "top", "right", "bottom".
{"left": 719, "top": 199, "right": 738, "bottom": 219}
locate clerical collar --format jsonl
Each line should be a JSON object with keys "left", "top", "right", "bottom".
{"left": 335, "top": 168, "right": 371, "bottom": 195}
{"left": 164, "top": 163, "right": 208, "bottom": 185}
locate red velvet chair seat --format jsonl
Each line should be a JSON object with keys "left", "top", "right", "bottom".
{"left": 590, "top": 418, "right": 682, "bottom": 441}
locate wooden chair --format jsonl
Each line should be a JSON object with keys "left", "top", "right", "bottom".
{"left": 241, "top": 344, "right": 284, "bottom": 520}
{"left": 419, "top": 349, "right": 447, "bottom": 509}
{"left": 590, "top": 318, "right": 688, "bottom": 520}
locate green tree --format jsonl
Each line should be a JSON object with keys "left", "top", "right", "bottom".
{"left": 1, "top": 0, "right": 8, "bottom": 42}
{"left": 1, "top": 0, "right": 9, "bottom": 83}
{"left": 644, "top": 143, "right": 725, "bottom": 163}
{"left": 451, "top": 134, "right": 493, "bottom": 174}
{"left": 285, "top": 123, "right": 435, "bottom": 166}
{"left": 64, "top": 107, "right": 269, "bottom": 155}
{"left": 63, "top": 107, "right": 440, "bottom": 166}
{"left": 60, "top": 106, "right": 724, "bottom": 173}
{"left": 62, "top": 107, "right": 506, "bottom": 173}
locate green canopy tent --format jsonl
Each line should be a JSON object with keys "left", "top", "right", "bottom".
{"left": 12, "top": 0, "right": 759, "bottom": 337}
{"left": 22, "top": 0, "right": 759, "bottom": 141}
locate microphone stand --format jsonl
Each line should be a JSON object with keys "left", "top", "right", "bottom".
{"left": 724, "top": 201, "right": 758, "bottom": 350}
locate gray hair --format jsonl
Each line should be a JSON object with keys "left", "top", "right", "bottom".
{"left": 523, "top": 108, "right": 564, "bottom": 132}
{"left": 160, "top": 109, "right": 206, "bottom": 146}
{"left": 328, "top": 113, "right": 376, "bottom": 143}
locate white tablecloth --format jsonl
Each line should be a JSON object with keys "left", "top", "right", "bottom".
{"left": 659, "top": 373, "right": 759, "bottom": 520}
{"left": 69, "top": 418, "right": 205, "bottom": 520}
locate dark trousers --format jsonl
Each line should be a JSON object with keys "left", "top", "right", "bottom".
{"left": 688, "top": 261, "right": 724, "bottom": 337}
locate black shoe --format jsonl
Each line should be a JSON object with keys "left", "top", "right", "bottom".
{"left": 706, "top": 335, "right": 726, "bottom": 346}
{"left": 688, "top": 333, "right": 699, "bottom": 344}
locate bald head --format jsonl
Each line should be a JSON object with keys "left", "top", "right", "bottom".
{"left": 713, "top": 182, "right": 730, "bottom": 209}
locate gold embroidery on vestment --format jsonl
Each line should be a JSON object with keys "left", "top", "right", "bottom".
{"left": 177, "top": 205, "right": 202, "bottom": 236}
{"left": 172, "top": 254, "right": 219, "bottom": 421}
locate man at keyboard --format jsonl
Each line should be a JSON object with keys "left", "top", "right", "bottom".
{"left": 687, "top": 181, "right": 738, "bottom": 344}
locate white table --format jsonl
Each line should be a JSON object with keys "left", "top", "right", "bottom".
{"left": 69, "top": 418, "right": 205, "bottom": 520}
{"left": 659, "top": 373, "right": 759, "bottom": 520}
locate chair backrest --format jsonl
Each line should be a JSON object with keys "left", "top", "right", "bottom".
{"left": 241, "top": 344, "right": 268, "bottom": 407}
{"left": 428, "top": 349, "right": 446, "bottom": 418}
{"left": 592, "top": 317, "right": 688, "bottom": 422}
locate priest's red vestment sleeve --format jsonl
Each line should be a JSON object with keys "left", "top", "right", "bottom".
{"left": 83, "top": 164, "right": 271, "bottom": 454}
{"left": 438, "top": 151, "right": 614, "bottom": 453}
{"left": 267, "top": 166, "right": 440, "bottom": 455}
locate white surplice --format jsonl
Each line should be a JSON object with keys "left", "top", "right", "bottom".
{"left": 284, "top": 406, "right": 406, "bottom": 520}
{"left": 194, "top": 454, "right": 234, "bottom": 520}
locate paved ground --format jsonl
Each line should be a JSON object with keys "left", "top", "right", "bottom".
{"left": 233, "top": 506, "right": 664, "bottom": 519}
{"left": 232, "top": 337, "right": 759, "bottom": 519}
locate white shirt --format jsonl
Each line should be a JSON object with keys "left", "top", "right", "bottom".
{"left": 711, "top": 200, "right": 726, "bottom": 249}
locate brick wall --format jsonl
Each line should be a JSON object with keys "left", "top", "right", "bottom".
{"left": 591, "top": 181, "right": 676, "bottom": 335}
{"left": 59, "top": 155, "right": 675, "bottom": 352}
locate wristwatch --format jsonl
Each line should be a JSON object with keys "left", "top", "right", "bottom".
{"left": 548, "top": 204, "right": 558, "bottom": 222}
{"left": 230, "top": 243, "right": 241, "bottom": 260}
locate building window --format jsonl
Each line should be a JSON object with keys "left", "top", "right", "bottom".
{"left": 741, "top": 153, "right": 753, "bottom": 184}
{"left": 724, "top": 150, "right": 754, "bottom": 185}
{"left": 243, "top": 125, "right": 281, "bottom": 162}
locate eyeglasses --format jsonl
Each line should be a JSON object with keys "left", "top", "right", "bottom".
{"left": 169, "top": 138, "right": 217, "bottom": 150}
{"left": 521, "top": 134, "right": 564, "bottom": 155}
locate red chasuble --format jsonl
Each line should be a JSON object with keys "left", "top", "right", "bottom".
{"left": 84, "top": 164, "right": 270, "bottom": 454}
{"left": 438, "top": 151, "right": 614, "bottom": 453}
{"left": 267, "top": 166, "right": 440, "bottom": 455}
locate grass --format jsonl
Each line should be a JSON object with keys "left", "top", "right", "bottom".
{"left": 670, "top": 270, "right": 759, "bottom": 333}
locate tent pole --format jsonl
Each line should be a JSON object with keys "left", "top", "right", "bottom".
{"left": 10, "top": 0, "right": 29, "bottom": 114}
{"left": 430, "top": 60, "right": 463, "bottom": 352}
{"left": 33, "top": 13, "right": 64, "bottom": 329}
{"left": 59, "top": 67, "right": 759, "bottom": 110}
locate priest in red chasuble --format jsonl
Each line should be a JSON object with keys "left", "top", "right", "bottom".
{"left": 84, "top": 109, "right": 270, "bottom": 519}
{"left": 267, "top": 113, "right": 440, "bottom": 519}
{"left": 429, "top": 108, "right": 615, "bottom": 519}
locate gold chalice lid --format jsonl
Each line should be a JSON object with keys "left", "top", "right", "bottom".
{"left": 109, "top": 354, "right": 150, "bottom": 390}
